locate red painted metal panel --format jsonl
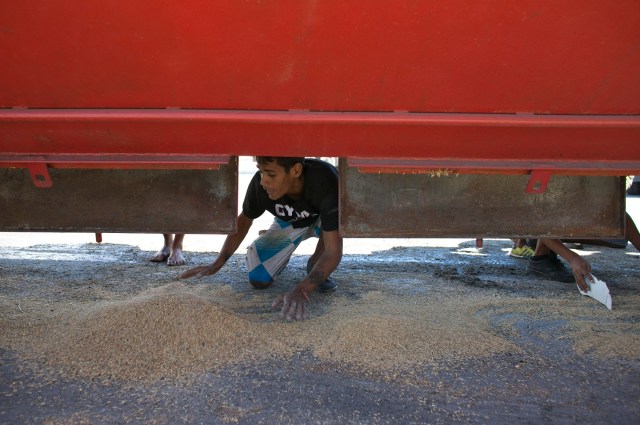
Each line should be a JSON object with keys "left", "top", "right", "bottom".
{"left": 1, "top": 1, "right": 639, "bottom": 114}
{"left": 0, "top": 1, "right": 639, "bottom": 173}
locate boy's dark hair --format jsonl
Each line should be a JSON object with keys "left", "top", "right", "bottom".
{"left": 255, "top": 156, "right": 305, "bottom": 172}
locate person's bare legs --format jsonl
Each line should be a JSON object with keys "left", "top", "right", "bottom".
{"left": 167, "top": 233, "right": 186, "bottom": 266}
{"left": 150, "top": 234, "right": 173, "bottom": 262}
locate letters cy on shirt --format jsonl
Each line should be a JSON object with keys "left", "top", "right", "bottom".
{"left": 242, "top": 158, "right": 339, "bottom": 231}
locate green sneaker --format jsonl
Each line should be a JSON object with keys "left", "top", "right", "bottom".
{"left": 509, "top": 245, "right": 535, "bottom": 259}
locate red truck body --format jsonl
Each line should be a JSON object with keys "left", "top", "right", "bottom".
{"left": 1, "top": 1, "right": 639, "bottom": 236}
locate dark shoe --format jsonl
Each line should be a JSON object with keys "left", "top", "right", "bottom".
{"left": 318, "top": 278, "right": 338, "bottom": 293}
{"left": 250, "top": 280, "right": 273, "bottom": 289}
{"left": 627, "top": 181, "right": 640, "bottom": 196}
{"left": 527, "top": 255, "right": 574, "bottom": 283}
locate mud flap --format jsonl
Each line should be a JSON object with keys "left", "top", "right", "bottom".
{"left": 339, "top": 160, "right": 625, "bottom": 238}
{"left": 0, "top": 158, "right": 238, "bottom": 233}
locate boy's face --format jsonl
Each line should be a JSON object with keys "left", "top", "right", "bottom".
{"left": 257, "top": 160, "right": 302, "bottom": 200}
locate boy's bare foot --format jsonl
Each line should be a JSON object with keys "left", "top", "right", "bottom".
{"left": 167, "top": 249, "right": 186, "bottom": 266}
{"left": 149, "top": 247, "right": 170, "bottom": 262}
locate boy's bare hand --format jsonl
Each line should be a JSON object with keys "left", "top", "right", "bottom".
{"left": 272, "top": 287, "right": 310, "bottom": 321}
{"left": 178, "top": 264, "right": 221, "bottom": 279}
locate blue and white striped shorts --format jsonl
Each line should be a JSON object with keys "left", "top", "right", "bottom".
{"left": 246, "top": 217, "right": 321, "bottom": 284}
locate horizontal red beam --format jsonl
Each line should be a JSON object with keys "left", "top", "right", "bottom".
{"left": 2, "top": 154, "right": 230, "bottom": 170}
{"left": 1, "top": 109, "right": 639, "bottom": 174}
{"left": 347, "top": 159, "right": 640, "bottom": 176}
{"left": 3, "top": 108, "right": 639, "bottom": 127}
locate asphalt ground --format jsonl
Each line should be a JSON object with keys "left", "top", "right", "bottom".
{"left": 0, "top": 168, "right": 639, "bottom": 424}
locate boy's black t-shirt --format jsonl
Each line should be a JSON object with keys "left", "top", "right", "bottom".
{"left": 242, "top": 158, "right": 339, "bottom": 231}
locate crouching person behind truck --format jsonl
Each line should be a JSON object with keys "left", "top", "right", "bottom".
{"left": 178, "top": 157, "right": 342, "bottom": 321}
{"left": 527, "top": 213, "right": 640, "bottom": 291}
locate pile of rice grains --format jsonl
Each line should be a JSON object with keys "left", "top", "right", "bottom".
{"left": 1, "top": 282, "right": 637, "bottom": 382}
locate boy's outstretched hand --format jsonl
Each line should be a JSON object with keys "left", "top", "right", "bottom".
{"left": 178, "top": 264, "right": 222, "bottom": 279}
{"left": 272, "top": 286, "right": 311, "bottom": 321}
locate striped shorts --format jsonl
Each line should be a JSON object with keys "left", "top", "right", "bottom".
{"left": 246, "top": 217, "right": 321, "bottom": 284}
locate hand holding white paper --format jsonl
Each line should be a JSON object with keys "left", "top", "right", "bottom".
{"left": 579, "top": 274, "right": 612, "bottom": 310}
